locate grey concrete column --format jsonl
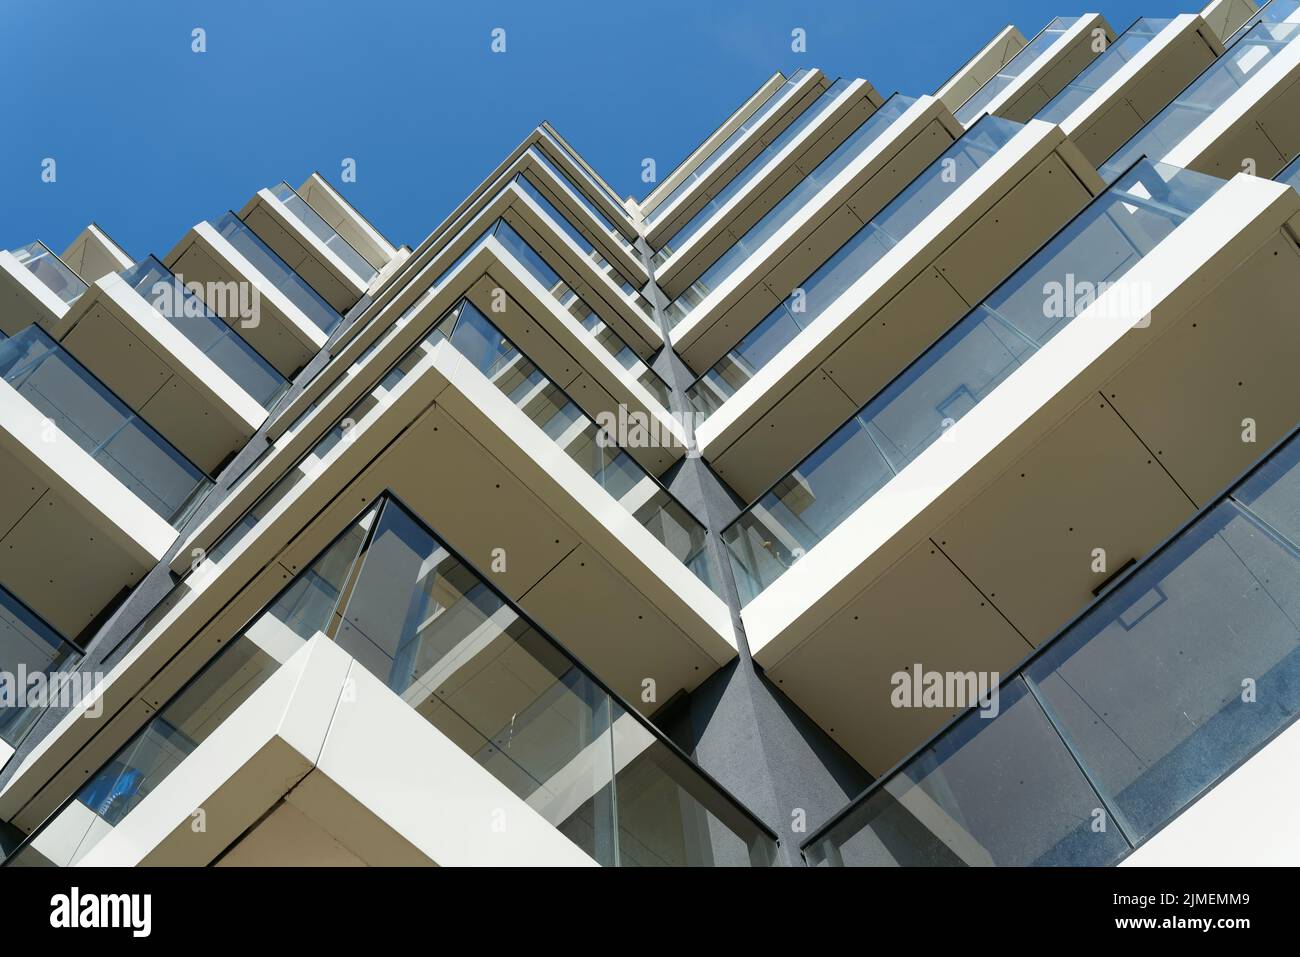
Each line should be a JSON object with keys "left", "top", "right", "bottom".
{"left": 635, "top": 238, "right": 870, "bottom": 866}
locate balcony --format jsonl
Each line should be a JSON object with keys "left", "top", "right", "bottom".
{"left": 804, "top": 426, "right": 1300, "bottom": 866}
{"left": 0, "top": 583, "right": 80, "bottom": 763}
{"left": 58, "top": 225, "right": 133, "bottom": 286}
{"left": 652, "top": 78, "right": 886, "bottom": 297}
{"left": 425, "top": 298, "right": 708, "bottom": 583}
{"left": 725, "top": 165, "right": 1300, "bottom": 774}
{"left": 194, "top": 293, "right": 710, "bottom": 586}
{"left": 667, "top": 95, "right": 970, "bottom": 372}
{"left": 640, "top": 69, "right": 827, "bottom": 233}
{"left": 1035, "top": 16, "right": 1223, "bottom": 166}
{"left": 117, "top": 258, "right": 288, "bottom": 411}
{"left": 0, "top": 327, "right": 209, "bottom": 525}
{"left": 156, "top": 267, "right": 733, "bottom": 712}
{"left": 478, "top": 205, "right": 672, "bottom": 413}
{"left": 2, "top": 495, "right": 773, "bottom": 866}
{"left": 1101, "top": 19, "right": 1300, "bottom": 181}
{"left": 272, "top": 182, "right": 378, "bottom": 284}
{"left": 7, "top": 242, "right": 85, "bottom": 306}
{"left": 363, "top": 162, "right": 658, "bottom": 358}
{"left": 0, "top": 326, "right": 202, "bottom": 641}
{"left": 537, "top": 125, "right": 638, "bottom": 238}
{"left": 264, "top": 183, "right": 683, "bottom": 475}
{"left": 689, "top": 117, "right": 1103, "bottom": 500}
{"left": 505, "top": 172, "right": 656, "bottom": 333}
{"left": 515, "top": 146, "right": 645, "bottom": 287}
{"left": 267, "top": 174, "right": 686, "bottom": 478}
{"left": 935, "top": 26, "right": 1028, "bottom": 113}
{"left": 0, "top": 228, "right": 142, "bottom": 343}
{"left": 952, "top": 16, "right": 1114, "bottom": 127}
{"left": 320, "top": 126, "right": 645, "bottom": 377}
{"left": 165, "top": 213, "right": 344, "bottom": 377}
{"left": 50, "top": 258, "right": 287, "bottom": 476}
{"left": 1223, "top": 0, "right": 1300, "bottom": 45}
{"left": 294, "top": 173, "right": 399, "bottom": 278}
{"left": 238, "top": 182, "right": 375, "bottom": 312}
{"left": 0, "top": 242, "right": 87, "bottom": 339}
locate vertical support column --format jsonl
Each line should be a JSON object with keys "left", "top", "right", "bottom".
{"left": 634, "top": 239, "right": 871, "bottom": 866}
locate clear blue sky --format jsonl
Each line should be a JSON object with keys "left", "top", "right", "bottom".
{"left": 1, "top": 0, "right": 1194, "bottom": 259}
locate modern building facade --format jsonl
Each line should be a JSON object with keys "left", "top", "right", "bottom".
{"left": 2, "top": 0, "right": 1300, "bottom": 867}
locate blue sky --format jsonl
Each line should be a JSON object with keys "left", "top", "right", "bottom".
{"left": 1, "top": 0, "right": 1195, "bottom": 259}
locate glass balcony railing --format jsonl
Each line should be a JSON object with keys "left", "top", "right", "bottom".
{"left": 436, "top": 170, "right": 656, "bottom": 321}
{"left": 653, "top": 79, "right": 852, "bottom": 267}
{"left": 268, "top": 182, "right": 379, "bottom": 283}
{"left": 537, "top": 127, "right": 632, "bottom": 223}
{"left": 526, "top": 147, "right": 636, "bottom": 255}
{"left": 645, "top": 69, "right": 811, "bottom": 226}
{"left": 1225, "top": 0, "right": 1300, "bottom": 46}
{"left": 804, "top": 424, "right": 1300, "bottom": 866}
{"left": 0, "top": 326, "right": 211, "bottom": 525}
{"left": 299, "top": 163, "right": 660, "bottom": 440}
{"left": 208, "top": 296, "right": 712, "bottom": 590}
{"left": 119, "top": 257, "right": 289, "bottom": 409}
{"left": 0, "top": 582, "right": 81, "bottom": 751}
{"left": 662, "top": 94, "right": 917, "bottom": 331}
{"left": 1100, "top": 20, "right": 1300, "bottom": 182}
{"left": 1035, "top": 18, "right": 1171, "bottom": 125}
{"left": 8, "top": 241, "right": 87, "bottom": 305}
{"left": 1277, "top": 152, "right": 1300, "bottom": 190}
{"left": 2, "top": 512, "right": 375, "bottom": 867}
{"left": 335, "top": 497, "right": 772, "bottom": 865}
{"left": 722, "top": 160, "right": 1225, "bottom": 604}
{"left": 512, "top": 172, "right": 641, "bottom": 297}
{"left": 954, "top": 17, "right": 1081, "bottom": 125}
{"left": 432, "top": 299, "right": 712, "bottom": 586}
{"left": 423, "top": 209, "right": 670, "bottom": 407}
{"left": 4, "top": 494, "right": 775, "bottom": 867}
{"left": 211, "top": 212, "right": 344, "bottom": 335}
{"left": 685, "top": 116, "right": 1024, "bottom": 419}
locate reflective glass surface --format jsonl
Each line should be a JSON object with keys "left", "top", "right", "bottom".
{"left": 723, "top": 161, "right": 1224, "bottom": 602}
{"left": 0, "top": 326, "right": 210, "bottom": 524}
{"left": 0, "top": 583, "right": 79, "bottom": 749}
{"left": 955, "top": 17, "right": 1081, "bottom": 124}
{"left": 9, "top": 241, "right": 86, "bottom": 304}
{"left": 3, "top": 513, "right": 374, "bottom": 867}
{"left": 1036, "top": 19, "right": 1170, "bottom": 124}
{"left": 1101, "top": 21, "right": 1300, "bottom": 181}
{"left": 645, "top": 69, "right": 811, "bottom": 225}
{"left": 212, "top": 212, "right": 344, "bottom": 335}
{"left": 5, "top": 496, "right": 775, "bottom": 867}
{"left": 662, "top": 94, "right": 917, "bottom": 330}
{"left": 686, "top": 117, "right": 1024, "bottom": 417}
{"left": 269, "top": 182, "right": 379, "bottom": 282}
{"left": 120, "top": 256, "right": 288, "bottom": 408}
{"left": 333, "top": 498, "right": 775, "bottom": 865}
{"left": 653, "top": 79, "right": 852, "bottom": 265}
{"left": 1225, "top": 0, "right": 1300, "bottom": 46}
{"left": 808, "top": 429, "right": 1300, "bottom": 866}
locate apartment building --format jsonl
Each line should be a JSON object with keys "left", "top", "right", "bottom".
{"left": 2, "top": 0, "right": 1300, "bottom": 868}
